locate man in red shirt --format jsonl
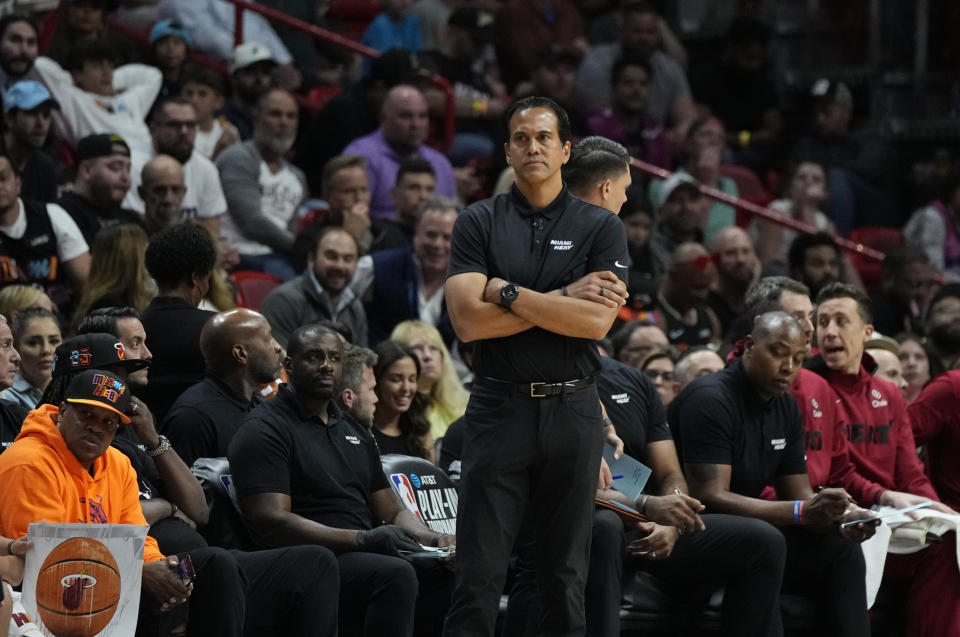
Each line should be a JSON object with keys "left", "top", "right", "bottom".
{"left": 908, "top": 371, "right": 960, "bottom": 512}
{"left": 810, "top": 282, "right": 959, "bottom": 637}
{"left": 744, "top": 277, "right": 914, "bottom": 505}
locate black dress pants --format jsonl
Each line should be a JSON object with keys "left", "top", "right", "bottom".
{"left": 338, "top": 552, "right": 452, "bottom": 637}
{"left": 443, "top": 382, "right": 604, "bottom": 637}
{"left": 780, "top": 526, "right": 870, "bottom": 637}
{"left": 504, "top": 511, "right": 786, "bottom": 637}
{"left": 233, "top": 546, "right": 339, "bottom": 637}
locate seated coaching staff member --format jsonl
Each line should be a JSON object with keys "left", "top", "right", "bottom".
{"left": 672, "top": 312, "right": 876, "bottom": 637}
{"left": 229, "top": 323, "right": 454, "bottom": 637}
{"left": 443, "top": 96, "right": 629, "bottom": 637}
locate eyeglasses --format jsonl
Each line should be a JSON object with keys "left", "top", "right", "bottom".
{"left": 642, "top": 368, "right": 674, "bottom": 382}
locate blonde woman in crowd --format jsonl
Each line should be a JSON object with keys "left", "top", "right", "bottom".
{"left": 391, "top": 320, "right": 469, "bottom": 441}
{"left": 0, "top": 285, "right": 56, "bottom": 324}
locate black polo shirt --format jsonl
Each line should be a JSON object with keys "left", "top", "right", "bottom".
{"left": 228, "top": 385, "right": 390, "bottom": 532}
{"left": 668, "top": 358, "right": 807, "bottom": 499}
{"left": 161, "top": 374, "right": 259, "bottom": 468}
{"left": 0, "top": 399, "right": 28, "bottom": 453}
{"left": 597, "top": 356, "right": 671, "bottom": 460}
{"left": 448, "top": 185, "right": 629, "bottom": 382}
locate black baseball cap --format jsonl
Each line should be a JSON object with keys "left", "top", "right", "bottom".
{"left": 53, "top": 333, "right": 149, "bottom": 379}
{"left": 64, "top": 369, "right": 131, "bottom": 424}
{"left": 75, "top": 133, "right": 130, "bottom": 164}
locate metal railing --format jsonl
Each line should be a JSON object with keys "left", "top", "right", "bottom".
{"left": 628, "top": 157, "right": 886, "bottom": 262}
{"left": 224, "top": 0, "right": 457, "bottom": 151}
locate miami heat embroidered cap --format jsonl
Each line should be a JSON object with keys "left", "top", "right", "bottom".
{"left": 64, "top": 369, "right": 132, "bottom": 424}
{"left": 53, "top": 333, "right": 149, "bottom": 378}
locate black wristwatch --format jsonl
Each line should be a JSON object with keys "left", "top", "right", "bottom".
{"left": 499, "top": 282, "right": 519, "bottom": 309}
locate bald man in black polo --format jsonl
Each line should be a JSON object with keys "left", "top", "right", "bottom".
{"left": 443, "top": 97, "right": 628, "bottom": 637}
{"left": 672, "top": 312, "right": 877, "bottom": 637}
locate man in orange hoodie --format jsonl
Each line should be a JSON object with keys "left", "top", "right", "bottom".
{"left": 0, "top": 368, "right": 247, "bottom": 636}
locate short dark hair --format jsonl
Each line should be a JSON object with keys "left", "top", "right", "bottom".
{"left": 180, "top": 67, "right": 227, "bottom": 96}
{"left": 610, "top": 54, "right": 652, "bottom": 88}
{"left": 308, "top": 225, "right": 358, "bottom": 258}
{"left": 145, "top": 223, "right": 216, "bottom": 290}
{"left": 65, "top": 40, "right": 116, "bottom": 71}
{"left": 76, "top": 306, "right": 141, "bottom": 338}
{"left": 0, "top": 14, "right": 36, "bottom": 42}
{"left": 287, "top": 323, "right": 341, "bottom": 360}
{"left": 148, "top": 96, "right": 194, "bottom": 124}
{"left": 11, "top": 306, "right": 59, "bottom": 342}
{"left": 395, "top": 157, "right": 434, "bottom": 184}
{"left": 335, "top": 343, "right": 377, "bottom": 397}
{"left": 744, "top": 276, "right": 811, "bottom": 317}
{"left": 564, "top": 136, "right": 630, "bottom": 195}
{"left": 788, "top": 232, "right": 840, "bottom": 274}
{"left": 610, "top": 319, "right": 658, "bottom": 359}
{"left": 816, "top": 282, "right": 872, "bottom": 324}
{"left": 0, "top": 151, "right": 19, "bottom": 176}
{"left": 505, "top": 95, "right": 571, "bottom": 143}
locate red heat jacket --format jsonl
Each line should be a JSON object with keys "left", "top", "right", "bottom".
{"left": 907, "top": 370, "right": 960, "bottom": 510}
{"left": 790, "top": 368, "right": 887, "bottom": 505}
{"left": 809, "top": 353, "right": 939, "bottom": 502}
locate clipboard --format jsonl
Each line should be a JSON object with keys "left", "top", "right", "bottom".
{"left": 603, "top": 443, "right": 652, "bottom": 501}
{"left": 595, "top": 498, "right": 648, "bottom": 524}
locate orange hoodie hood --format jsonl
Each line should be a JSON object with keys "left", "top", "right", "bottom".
{"left": 0, "top": 404, "right": 164, "bottom": 562}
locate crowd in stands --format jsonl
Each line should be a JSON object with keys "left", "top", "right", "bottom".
{"left": 0, "top": 0, "right": 958, "bottom": 635}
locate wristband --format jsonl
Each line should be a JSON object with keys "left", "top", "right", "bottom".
{"left": 561, "top": 286, "right": 568, "bottom": 297}
{"left": 639, "top": 494, "right": 649, "bottom": 514}
{"left": 5, "top": 540, "right": 13, "bottom": 556}
{"left": 798, "top": 499, "right": 806, "bottom": 524}
{"left": 738, "top": 130, "right": 751, "bottom": 148}
{"left": 793, "top": 500, "right": 803, "bottom": 525}
{"left": 602, "top": 417, "right": 613, "bottom": 427}
{"left": 472, "top": 99, "right": 488, "bottom": 117}
{"left": 170, "top": 503, "right": 179, "bottom": 519}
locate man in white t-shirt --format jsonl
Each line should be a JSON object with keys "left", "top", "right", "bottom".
{"left": 0, "top": 151, "right": 89, "bottom": 312}
{"left": 216, "top": 88, "right": 306, "bottom": 280}
{"left": 33, "top": 40, "right": 161, "bottom": 159}
{"left": 123, "top": 97, "right": 227, "bottom": 235}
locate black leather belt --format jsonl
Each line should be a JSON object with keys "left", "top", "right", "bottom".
{"left": 476, "top": 376, "right": 595, "bottom": 398}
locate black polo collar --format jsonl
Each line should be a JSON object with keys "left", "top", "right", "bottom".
{"left": 510, "top": 183, "right": 570, "bottom": 219}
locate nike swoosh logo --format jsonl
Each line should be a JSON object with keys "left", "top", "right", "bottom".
{"left": 615, "top": 261, "right": 627, "bottom": 268}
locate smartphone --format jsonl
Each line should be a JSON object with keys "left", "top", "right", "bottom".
{"left": 174, "top": 554, "right": 196, "bottom": 583}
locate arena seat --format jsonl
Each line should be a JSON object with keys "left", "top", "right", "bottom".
{"left": 191, "top": 457, "right": 255, "bottom": 551}
{"left": 230, "top": 270, "right": 284, "bottom": 311}
{"left": 380, "top": 454, "right": 458, "bottom": 536}
{"left": 719, "top": 164, "right": 773, "bottom": 228}
{"left": 848, "top": 226, "right": 903, "bottom": 293}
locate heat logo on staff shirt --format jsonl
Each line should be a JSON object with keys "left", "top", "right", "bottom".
{"left": 811, "top": 398, "right": 823, "bottom": 418}
{"left": 390, "top": 474, "right": 424, "bottom": 522}
{"left": 870, "top": 388, "right": 888, "bottom": 408}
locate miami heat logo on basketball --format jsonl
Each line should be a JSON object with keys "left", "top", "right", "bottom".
{"left": 36, "top": 537, "right": 121, "bottom": 636}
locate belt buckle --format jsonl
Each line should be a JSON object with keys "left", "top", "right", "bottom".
{"left": 530, "top": 382, "right": 547, "bottom": 398}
